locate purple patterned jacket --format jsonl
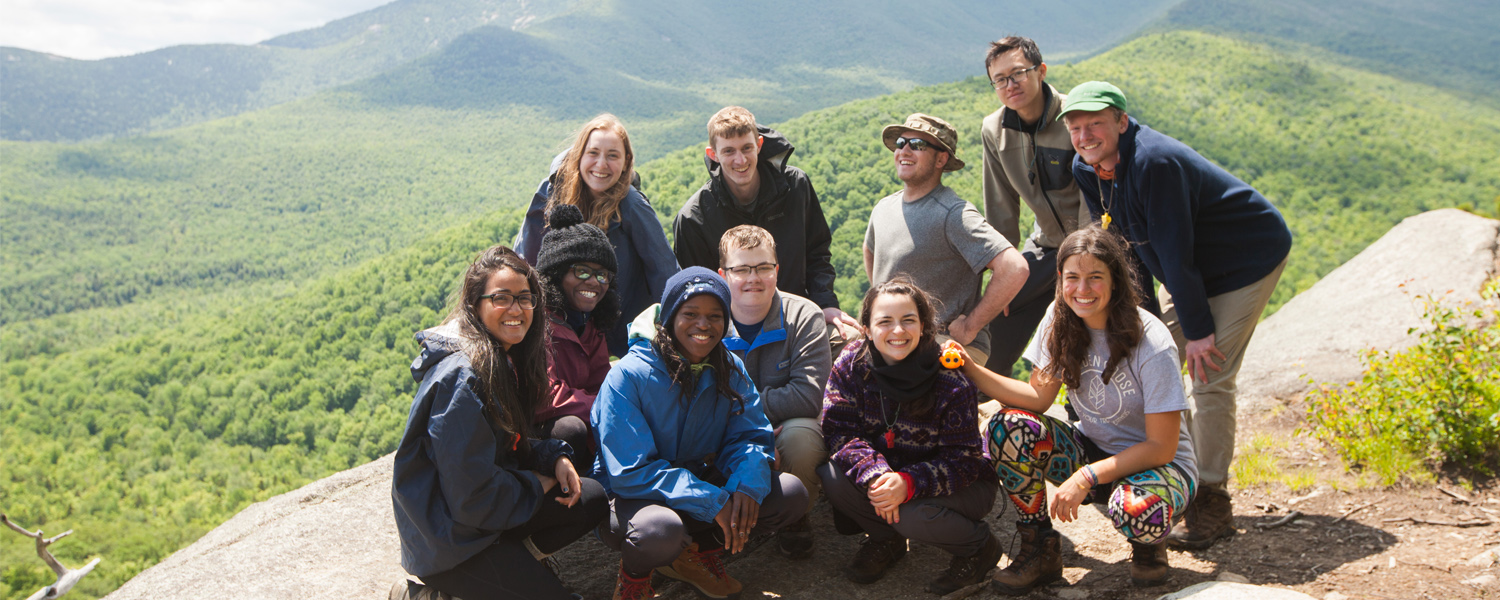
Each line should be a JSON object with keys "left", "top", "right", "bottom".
{"left": 821, "top": 340, "right": 995, "bottom": 499}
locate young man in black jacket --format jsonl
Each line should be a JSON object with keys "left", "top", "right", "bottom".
{"left": 673, "top": 106, "right": 861, "bottom": 344}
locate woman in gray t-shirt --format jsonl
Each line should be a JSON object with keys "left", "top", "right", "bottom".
{"left": 954, "top": 226, "right": 1198, "bottom": 593}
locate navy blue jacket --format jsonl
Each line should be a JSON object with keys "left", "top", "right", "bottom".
{"left": 392, "top": 322, "right": 572, "bottom": 577}
{"left": 1073, "top": 119, "right": 1292, "bottom": 340}
{"left": 517, "top": 174, "right": 679, "bottom": 357}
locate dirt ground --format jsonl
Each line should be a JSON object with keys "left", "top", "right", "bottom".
{"left": 552, "top": 407, "right": 1500, "bottom": 600}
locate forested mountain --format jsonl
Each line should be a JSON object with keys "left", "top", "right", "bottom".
{"left": 5, "top": 30, "right": 1498, "bottom": 599}
{"left": 1148, "top": 0, "right": 1500, "bottom": 106}
{"left": 1, "top": 0, "right": 1176, "bottom": 142}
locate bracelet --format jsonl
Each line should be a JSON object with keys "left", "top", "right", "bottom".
{"left": 1080, "top": 464, "right": 1099, "bottom": 488}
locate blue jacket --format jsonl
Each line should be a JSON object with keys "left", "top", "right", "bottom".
{"left": 392, "top": 322, "right": 573, "bottom": 577}
{"left": 516, "top": 172, "right": 679, "bottom": 358}
{"left": 1073, "top": 119, "right": 1292, "bottom": 340}
{"left": 590, "top": 307, "right": 775, "bottom": 524}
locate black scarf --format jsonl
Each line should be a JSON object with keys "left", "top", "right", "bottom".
{"left": 869, "top": 340, "right": 941, "bottom": 404}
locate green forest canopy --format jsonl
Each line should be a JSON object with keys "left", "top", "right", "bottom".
{"left": 3, "top": 31, "right": 1499, "bottom": 599}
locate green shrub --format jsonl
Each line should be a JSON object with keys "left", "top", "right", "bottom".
{"left": 1306, "top": 288, "right": 1500, "bottom": 484}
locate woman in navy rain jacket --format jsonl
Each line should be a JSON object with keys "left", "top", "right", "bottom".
{"left": 392, "top": 245, "right": 607, "bottom": 600}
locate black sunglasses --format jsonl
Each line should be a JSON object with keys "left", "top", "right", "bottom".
{"left": 894, "top": 137, "right": 938, "bottom": 152}
{"left": 571, "top": 264, "right": 612, "bottom": 285}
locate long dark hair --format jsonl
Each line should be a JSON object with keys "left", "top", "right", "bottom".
{"left": 1042, "top": 226, "right": 1143, "bottom": 389}
{"left": 857, "top": 277, "right": 941, "bottom": 420}
{"left": 541, "top": 266, "right": 620, "bottom": 332}
{"left": 444, "top": 245, "right": 550, "bottom": 454}
{"left": 652, "top": 298, "right": 745, "bottom": 416}
{"left": 549, "top": 113, "right": 635, "bottom": 230}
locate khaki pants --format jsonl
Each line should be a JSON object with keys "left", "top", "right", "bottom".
{"left": 1159, "top": 258, "right": 1286, "bottom": 487}
{"left": 775, "top": 417, "right": 827, "bottom": 500}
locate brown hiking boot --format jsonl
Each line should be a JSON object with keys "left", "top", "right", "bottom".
{"left": 926, "top": 532, "right": 1005, "bottom": 595}
{"left": 1129, "top": 540, "right": 1170, "bottom": 587}
{"left": 388, "top": 579, "right": 452, "bottom": 600}
{"left": 776, "top": 514, "right": 814, "bottom": 559}
{"left": 656, "top": 543, "right": 741, "bottom": 599}
{"left": 844, "top": 535, "right": 908, "bottom": 584}
{"left": 612, "top": 564, "right": 656, "bottom": 600}
{"left": 990, "top": 522, "right": 1063, "bottom": 596}
{"left": 1166, "top": 486, "right": 1235, "bottom": 549}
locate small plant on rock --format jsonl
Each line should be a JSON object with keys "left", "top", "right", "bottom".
{"left": 1306, "top": 285, "right": 1500, "bottom": 485}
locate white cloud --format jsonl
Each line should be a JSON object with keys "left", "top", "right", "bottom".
{"left": 0, "top": 0, "right": 394, "bottom": 60}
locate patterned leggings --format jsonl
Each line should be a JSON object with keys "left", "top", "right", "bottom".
{"left": 987, "top": 408, "right": 1196, "bottom": 544}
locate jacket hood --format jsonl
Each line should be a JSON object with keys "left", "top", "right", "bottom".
{"left": 702, "top": 124, "right": 794, "bottom": 176}
{"left": 623, "top": 303, "right": 740, "bottom": 373}
{"left": 410, "top": 321, "right": 466, "bottom": 382}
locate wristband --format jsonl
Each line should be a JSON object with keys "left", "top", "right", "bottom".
{"left": 898, "top": 472, "right": 917, "bottom": 502}
{"left": 1080, "top": 464, "right": 1099, "bottom": 488}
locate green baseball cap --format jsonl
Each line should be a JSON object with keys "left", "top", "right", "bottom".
{"left": 1056, "top": 81, "right": 1128, "bottom": 121}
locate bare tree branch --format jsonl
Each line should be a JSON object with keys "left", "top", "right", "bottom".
{"left": 2, "top": 513, "right": 101, "bottom": 600}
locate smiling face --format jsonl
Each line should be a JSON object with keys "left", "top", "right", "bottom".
{"left": 720, "top": 245, "right": 778, "bottom": 321}
{"left": 671, "top": 294, "right": 726, "bottom": 363}
{"left": 579, "top": 128, "right": 627, "bottom": 195}
{"left": 479, "top": 267, "right": 535, "bottom": 351}
{"left": 560, "top": 261, "right": 608, "bottom": 313}
{"left": 707, "top": 132, "right": 762, "bottom": 194}
{"left": 1064, "top": 109, "right": 1129, "bottom": 170}
{"left": 1060, "top": 253, "right": 1113, "bottom": 330}
{"left": 893, "top": 130, "right": 948, "bottom": 186}
{"left": 987, "top": 48, "right": 1046, "bottom": 116}
{"left": 868, "top": 292, "right": 922, "bottom": 363}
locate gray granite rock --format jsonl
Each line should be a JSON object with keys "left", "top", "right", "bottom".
{"left": 1236, "top": 209, "right": 1499, "bottom": 412}
{"left": 1157, "top": 581, "right": 1317, "bottom": 600}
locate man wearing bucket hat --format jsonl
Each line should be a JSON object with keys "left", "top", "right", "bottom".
{"left": 1058, "top": 81, "right": 1292, "bottom": 552}
{"left": 862, "top": 113, "right": 1029, "bottom": 366}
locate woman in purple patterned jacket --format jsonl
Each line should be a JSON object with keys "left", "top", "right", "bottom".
{"left": 817, "top": 278, "right": 1003, "bottom": 595}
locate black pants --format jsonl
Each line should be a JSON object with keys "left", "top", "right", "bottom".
{"left": 537, "top": 415, "right": 594, "bottom": 471}
{"left": 598, "top": 472, "right": 809, "bottom": 577}
{"left": 423, "top": 478, "right": 608, "bottom": 600}
{"left": 986, "top": 240, "right": 1058, "bottom": 376}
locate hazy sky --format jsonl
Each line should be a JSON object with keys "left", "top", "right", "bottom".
{"left": 0, "top": 0, "right": 394, "bottom": 60}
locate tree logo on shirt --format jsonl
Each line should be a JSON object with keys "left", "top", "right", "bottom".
{"left": 1075, "top": 353, "right": 1136, "bottom": 425}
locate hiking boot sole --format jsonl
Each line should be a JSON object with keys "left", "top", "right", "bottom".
{"left": 655, "top": 566, "right": 741, "bottom": 600}
{"left": 1166, "top": 527, "right": 1235, "bottom": 550}
{"left": 989, "top": 570, "right": 1064, "bottom": 596}
{"left": 1130, "top": 573, "right": 1170, "bottom": 587}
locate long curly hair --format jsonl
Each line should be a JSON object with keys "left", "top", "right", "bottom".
{"left": 444, "top": 245, "right": 550, "bottom": 455}
{"left": 856, "top": 277, "right": 942, "bottom": 420}
{"left": 651, "top": 298, "right": 746, "bottom": 416}
{"left": 548, "top": 113, "right": 635, "bottom": 230}
{"left": 1041, "top": 226, "right": 1143, "bottom": 389}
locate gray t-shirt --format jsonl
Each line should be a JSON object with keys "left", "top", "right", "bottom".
{"left": 864, "top": 185, "right": 1012, "bottom": 355}
{"left": 1023, "top": 306, "right": 1198, "bottom": 481}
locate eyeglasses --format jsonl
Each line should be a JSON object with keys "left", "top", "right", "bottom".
{"left": 725, "top": 263, "right": 778, "bottom": 277}
{"left": 570, "top": 264, "right": 612, "bottom": 285}
{"left": 479, "top": 292, "right": 537, "bottom": 310}
{"left": 894, "top": 137, "right": 938, "bottom": 152}
{"left": 991, "top": 64, "right": 1039, "bottom": 90}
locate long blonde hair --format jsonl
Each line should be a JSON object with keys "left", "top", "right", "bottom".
{"left": 549, "top": 113, "right": 635, "bottom": 230}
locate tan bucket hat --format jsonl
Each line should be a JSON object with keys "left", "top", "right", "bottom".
{"left": 881, "top": 113, "right": 964, "bottom": 172}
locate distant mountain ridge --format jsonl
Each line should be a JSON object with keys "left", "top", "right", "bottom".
{"left": 1, "top": 0, "right": 1177, "bottom": 142}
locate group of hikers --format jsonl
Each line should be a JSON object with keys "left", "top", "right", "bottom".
{"left": 389, "top": 35, "right": 1293, "bottom": 600}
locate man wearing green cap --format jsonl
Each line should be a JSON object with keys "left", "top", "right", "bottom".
{"left": 979, "top": 35, "right": 1092, "bottom": 378}
{"left": 863, "top": 113, "right": 1029, "bottom": 366}
{"left": 1058, "top": 81, "right": 1293, "bottom": 551}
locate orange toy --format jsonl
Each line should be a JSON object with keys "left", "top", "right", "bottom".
{"left": 940, "top": 340, "right": 964, "bottom": 369}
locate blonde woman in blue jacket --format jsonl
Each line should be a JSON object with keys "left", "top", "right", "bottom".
{"left": 593, "top": 267, "right": 810, "bottom": 600}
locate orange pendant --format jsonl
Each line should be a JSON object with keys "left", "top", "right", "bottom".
{"left": 1102, "top": 213, "right": 1112, "bottom": 230}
